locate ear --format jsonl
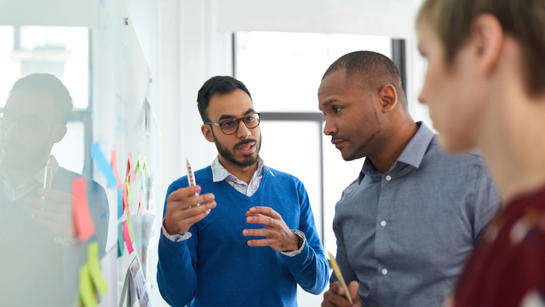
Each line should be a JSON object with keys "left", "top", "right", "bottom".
{"left": 201, "top": 124, "right": 215, "bottom": 143}
{"left": 471, "top": 14, "right": 504, "bottom": 77}
{"left": 51, "top": 125, "right": 67, "bottom": 143}
{"left": 377, "top": 84, "right": 398, "bottom": 113}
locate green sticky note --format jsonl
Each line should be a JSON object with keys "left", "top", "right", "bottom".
{"left": 79, "top": 263, "right": 98, "bottom": 307}
{"left": 87, "top": 242, "right": 109, "bottom": 296}
{"left": 117, "top": 222, "right": 124, "bottom": 257}
{"left": 127, "top": 214, "right": 135, "bottom": 242}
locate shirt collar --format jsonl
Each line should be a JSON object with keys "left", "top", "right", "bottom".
{"left": 211, "top": 156, "right": 265, "bottom": 183}
{"left": 0, "top": 155, "right": 59, "bottom": 202}
{"left": 359, "top": 122, "right": 434, "bottom": 181}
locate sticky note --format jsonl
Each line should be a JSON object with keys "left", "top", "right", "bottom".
{"left": 117, "top": 222, "right": 124, "bottom": 257}
{"left": 138, "top": 189, "right": 145, "bottom": 215}
{"left": 327, "top": 251, "right": 352, "bottom": 304}
{"left": 126, "top": 177, "right": 134, "bottom": 206}
{"left": 127, "top": 213, "right": 135, "bottom": 242}
{"left": 110, "top": 150, "right": 122, "bottom": 188}
{"left": 117, "top": 188, "right": 123, "bottom": 219}
{"left": 143, "top": 155, "right": 151, "bottom": 176}
{"left": 122, "top": 182, "right": 128, "bottom": 215}
{"left": 127, "top": 152, "right": 136, "bottom": 183}
{"left": 87, "top": 242, "right": 109, "bottom": 295}
{"left": 91, "top": 143, "right": 117, "bottom": 188}
{"left": 122, "top": 220, "right": 134, "bottom": 254}
{"left": 79, "top": 263, "right": 98, "bottom": 307}
{"left": 73, "top": 178, "right": 95, "bottom": 241}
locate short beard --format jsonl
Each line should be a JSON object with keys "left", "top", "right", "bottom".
{"left": 212, "top": 130, "right": 262, "bottom": 167}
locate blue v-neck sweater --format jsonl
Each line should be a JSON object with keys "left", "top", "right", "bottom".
{"left": 157, "top": 166, "right": 328, "bottom": 307}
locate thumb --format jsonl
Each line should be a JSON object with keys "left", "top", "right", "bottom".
{"left": 348, "top": 281, "right": 360, "bottom": 304}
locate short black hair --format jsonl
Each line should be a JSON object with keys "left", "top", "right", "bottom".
{"left": 8, "top": 73, "right": 73, "bottom": 124}
{"left": 322, "top": 51, "right": 407, "bottom": 108}
{"left": 197, "top": 76, "right": 252, "bottom": 122}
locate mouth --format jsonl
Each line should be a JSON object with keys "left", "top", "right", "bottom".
{"left": 331, "top": 138, "right": 345, "bottom": 149}
{"left": 235, "top": 140, "right": 257, "bottom": 155}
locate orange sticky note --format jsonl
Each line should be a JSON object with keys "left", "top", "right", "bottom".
{"left": 73, "top": 178, "right": 95, "bottom": 241}
{"left": 122, "top": 220, "right": 134, "bottom": 254}
{"left": 111, "top": 150, "right": 122, "bottom": 188}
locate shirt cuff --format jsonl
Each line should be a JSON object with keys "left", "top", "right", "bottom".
{"left": 281, "top": 230, "right": 306, "bottom": 257}
{"left": 161, "top": 223, "right": 192, "bottom": 242}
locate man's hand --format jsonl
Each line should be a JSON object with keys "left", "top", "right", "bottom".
{"left": 163, "top": 185, "right": 216, "bottom": 235}
{"left": 24, "top": 188, "right": 75, "bottom": 240}
{"left": 322, "top": 281, "right": 361, "bottom": 307}
{"left": 242, "top": 206, "right": 299, "bottom": 252}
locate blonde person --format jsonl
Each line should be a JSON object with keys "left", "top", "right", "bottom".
{"left": 417, "top": 0, "right": 545, "bottom": 306}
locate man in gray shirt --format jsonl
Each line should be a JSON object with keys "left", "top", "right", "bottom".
{"left": 318, "top": 51, "right": 500, "bottom": 307}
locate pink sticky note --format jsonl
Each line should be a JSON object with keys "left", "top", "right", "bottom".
{"left": 127, "top": 152, "right": 136, "bottom": 183}
{"left": 72, "top": 178, "right": 95, "bottom": 241}
{"left": 111, "top": 150, "right": 122, "bottom": 188}
{"left": 122, "top": 182, "right": 129, "bottom": 215}
{"left": 122, "top": 220, "right": 134, "bottom": 254}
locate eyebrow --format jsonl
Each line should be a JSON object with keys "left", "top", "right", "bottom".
{"left": 321, "top": 99, "right": 339, "bottom": 108}
{"left": 217, "top": 108, "right": 256, "bottom": 121}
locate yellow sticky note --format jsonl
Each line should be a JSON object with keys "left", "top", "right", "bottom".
{"left": 143, "top": 155, "right": 151, "bottom": 176}
{"left": 127, "top": 213, "right": 135, "bottom": 242}
{"left": 87, "top": 242, "right": 109, "bottom": 296}
{"left": 126, "top": 176, "right": 134, "bottom": 205}
{"left": 327, "top": 251, "right": 352, "bottom": 304}
{"left": 79, "top": 263, "right": 98, "bottom": 307}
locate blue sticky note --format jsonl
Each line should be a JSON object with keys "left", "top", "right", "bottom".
{"left": 117, "top": 188, "right": 123, "bottom": 218}
{"left": 91, "top": 143, "right": 118, "bottom": 188}
{"left": 117, "top": 222, "right": 124, "bottom": 257}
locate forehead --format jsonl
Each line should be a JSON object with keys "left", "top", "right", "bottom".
{"left": 318, "top": 69, "right": 366, "bottom": 103}
{"left": 5, "top": 89, "right": 53, "bottom": 117}
{"left": 207, "top": 89, "right": 253, "bottom": 120}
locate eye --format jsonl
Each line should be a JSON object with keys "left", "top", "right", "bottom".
{"left": 332, "top": 106, "right": 342, "bottom": 113}
{"left": 243, "top": 115, "right": 257, "bottom": 124}
{"left": 220, "top": 119, "right": 236, "bottom": 130}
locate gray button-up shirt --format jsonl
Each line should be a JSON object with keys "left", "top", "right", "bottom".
{"left": 332, "top": 122, "right": 500, "bottom": 307}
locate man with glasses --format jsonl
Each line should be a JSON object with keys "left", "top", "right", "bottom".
{"left": 157, "top": 76, "right": 328, "bottom": 307}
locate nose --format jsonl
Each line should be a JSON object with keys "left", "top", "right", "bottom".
{"left": 418, "top": 89, "right": 427, "bottom": 105}
{"left": 323, "top": 118, "right": 336, "bottom": 136}
{"left": 236, "top": 119, "right": 251, "bottom": 138}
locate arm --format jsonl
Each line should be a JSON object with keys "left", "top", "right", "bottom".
{"left": 281, "top": 181, "right": 329, "bottom": 294}
{"left": 322, "top": 205, "right": 360, "bottom": 306}
{"left": 242, "top": 181, "right": 329, "bottom": 294}
{"left": 156, "top": 183, "right": 216, "bottom": 306}
{"left": 469, "top": 160, "right": 501, "bottom": 240}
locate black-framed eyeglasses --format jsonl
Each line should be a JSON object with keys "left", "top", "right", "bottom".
{"left": 205, "top": 113, "right": 261, "bottom": 135}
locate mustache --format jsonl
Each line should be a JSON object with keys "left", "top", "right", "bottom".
{"left": 234, "top": 139, "right": 257, "bottom": 149}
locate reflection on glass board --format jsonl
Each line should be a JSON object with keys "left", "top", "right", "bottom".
{"left": 0, "top": 74, "right": 109, "bottom": 306}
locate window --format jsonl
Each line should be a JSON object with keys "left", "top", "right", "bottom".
{"left": 234, "top": 31, "right": 397, "bottom": 256}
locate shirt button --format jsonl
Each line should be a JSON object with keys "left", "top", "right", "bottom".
{"left": 381, "top": 268, "right": 388, "bottom": 276}
{"left": 385, "top": 175, "right": 392, "bottom": 181}
{"left": 380, "top": 220, "right": 387, "bottom": 227}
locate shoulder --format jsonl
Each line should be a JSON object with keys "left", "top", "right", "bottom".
{"left": 266, "top": 167, "right": 303, "bottom": 185}
{"left": 424, "top": 137, "right": 489, "bottom": 173}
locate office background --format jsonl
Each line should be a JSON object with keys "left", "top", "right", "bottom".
{"left": 0, "top": 0, "right": 431, "bottom": 306}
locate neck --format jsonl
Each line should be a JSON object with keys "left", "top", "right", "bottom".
{"left": 478, "top": 87, "right": 545, "bottom": 204}
{"left": 369, "top": 116, "right": 417, "bottom": 173}
{"left": 218, "top": 156, "right": 258, "bottom": 184}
